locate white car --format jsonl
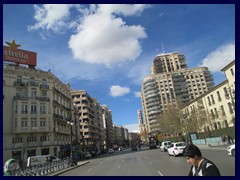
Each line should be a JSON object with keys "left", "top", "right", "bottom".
{"left": 107, "top": 148, "right": 114, "bottom": 154}
{"left": 160, "top": 141, "right": 171, "bottom": 152}
{"left": 167, "top": 142, "right": 187, "bottom": 156}
{"left": 227, "top": 144, "right": 235, "bottom": 156}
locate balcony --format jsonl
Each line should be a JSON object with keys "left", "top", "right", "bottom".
{"left": 14, "top": 81, "right": 25, "bottom": 87}
{"left": 36, "top": 96, "right": 50, "bottom": 101}
{"left": 28, "top": 82, "right": 38, "bottom": 87}
{"left": 40, "top": 84, "right": 49, "bottom": 90}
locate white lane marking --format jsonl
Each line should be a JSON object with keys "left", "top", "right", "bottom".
{"left": 149, "top": 161, "right": 152, "bottom": 165}
{"left": 158, "top": 170, "right": 164, "bottom": 176}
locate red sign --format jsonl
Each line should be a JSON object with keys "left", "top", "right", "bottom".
{"left": 3, "top": 46, "right": 37, "bottom": 66}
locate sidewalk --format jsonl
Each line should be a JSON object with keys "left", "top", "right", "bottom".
{"left": 48, "top": 161, "right": 89, "bottom": 176}
{"left": 196, "top": 143, "right": 231, "bottom": 150}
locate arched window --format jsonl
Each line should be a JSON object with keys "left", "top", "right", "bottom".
{"left": 17, "top": 76, "right": 22, "bottom": 83}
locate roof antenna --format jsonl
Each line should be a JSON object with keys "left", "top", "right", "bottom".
{"left": 155, "top": 44, "right": 159, "bottom": 54}
{"left": 162, "top": 42, "right": 165, "bottom": 53}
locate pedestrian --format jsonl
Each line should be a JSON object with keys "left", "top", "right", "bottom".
{"left": 45, "top": 157, "right": 49, "bottom": 165}
{"left": 183, "top": 144, "right": 221, "bottom": 176}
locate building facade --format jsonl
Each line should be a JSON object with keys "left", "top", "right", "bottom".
{"left": 180, "top": 60, "right": 235, "bottom": 133}
{"left": 3, "top": 63, "right": 77, "bottom": 164}
{"left": 141, "top": 52, "right": 214, "bottom": 135}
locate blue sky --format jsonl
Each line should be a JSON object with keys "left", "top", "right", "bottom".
{"left": 3, "top": 4, "right": 235, "bottom": 132}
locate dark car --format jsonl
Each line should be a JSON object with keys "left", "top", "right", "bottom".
{"left": 149, "top": 143, "right": 157, "bottom": 149}
{"left": 131, "top": 146, "right": 138, "bottom": 151}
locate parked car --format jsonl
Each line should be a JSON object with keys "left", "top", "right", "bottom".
{"left": 107, "top": 148, "right": 114, "bottom": 154}
{"left": 149, "top": 143, "right": 157, "bottom": 149}
{"left": 167, "top": 142, "right": 187, "bottom": 156}
{"left": 160, "top": 141, "right": 171, "bottom": 152}
{"left": 227, "top": 144, "right": 235, "bottom": 156}
{"left": 85, "top": 152, "right": 92, "bottom": 158}
{"left": 118, "top": 146, "right": 123, "bottom": 151}
{"left": 131, "top": 146, "right": 138, "bottom": 151}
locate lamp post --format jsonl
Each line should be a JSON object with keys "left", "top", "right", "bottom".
{"left": 67, "top": 121, "right": 74, "bottom": 166}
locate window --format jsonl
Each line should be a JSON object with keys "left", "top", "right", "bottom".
{"left": 21, "top": 104, "right": 28, "bottom": 114}
{"left": 27, "top": 136, "right": 36, "bottom": 142}
{"left": 228, "top": 102, "right": 233, "bottom": 114}
{"left": 16, "top": 76, "right": 22, "bottom": 83}
{"left": 217, "top": 91, "right": 221, "bottom": 101}
{"left": 14, "top": 118, "right": 18, "bottom": 128}
{"left": 214, "top": 108, "right": 218, "bottom": 118}
{"left": 40, "top": 104, "right": 46, "bottom": 114}
{"left": 210, "top": 109, "right": 215, "bottom": 119}
{"left": 207, "top": 97, "right": 211, "bottom": 106}
{"left": 12, "top": 137, "right": 22, "bottom": 144}
{"left": 223, "top": 87, "right": 229, "bottom": 99}
{"left": 31, "top": 118, "right": 37, "bottom": 128}
{"left": 40, "top": 136, "right": 49, "bottom": 142}
{"left": 211, "top": 95, "right": 215, "bottom": 104}
{"left": 31, "top": 88, "right": 37, "bottom": 98}
{"left": 230, "top": 68, "right": 234, "bottom": 76}
{"left": 40, "top": 119, "right": 46, "bottom": 128}
{"left": 31, "top": 104, "right": 37, "bottom": 114}
{"left": 21, "top": 118, "right": 28, "bottom": 128}
{"left": 220, "top": 105, "right": 226, "bottom": 116}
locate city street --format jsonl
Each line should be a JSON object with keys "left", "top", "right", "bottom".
{"left": 58, "top": 146, "right": 235, "bottom": 176}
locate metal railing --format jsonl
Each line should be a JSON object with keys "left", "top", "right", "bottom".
{"left": 7, "top": 159, "right": 72, "bottom": 176}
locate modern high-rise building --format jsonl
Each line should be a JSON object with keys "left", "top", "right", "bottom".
{"left": 141, "top": 52, "right": 214, "bottom": 135}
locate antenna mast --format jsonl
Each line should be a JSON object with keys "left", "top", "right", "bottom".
{"left": 162, "top": 42, "right": 165, "bottom": 54}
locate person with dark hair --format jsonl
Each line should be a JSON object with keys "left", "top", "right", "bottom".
{"left": 183, "top": 144, "right": 221, "bottom": 176}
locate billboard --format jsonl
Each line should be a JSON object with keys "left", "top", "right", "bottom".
{"left": 3, "top": 44, "right": 37, "bottom": 66}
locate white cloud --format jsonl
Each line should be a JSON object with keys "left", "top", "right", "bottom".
{"left": 134, "top": 91, "right": 141, "bottom": 98}
{"left": 128, "top": 56, "right": 152, "bottom": 85}
{"left": 123, "top": 123, "right": 140, "bottom": 133}
{"left": 28, "top": 4, "right": 76, "bottom": 33}
{"left": 199, "top": 43, "right": 235, "bottom": 72}
{"left": 68, "top": 4, "right": 148, "bottom": 67}
{"left": 109, "top": 85, "right": 130, "bottom": 97}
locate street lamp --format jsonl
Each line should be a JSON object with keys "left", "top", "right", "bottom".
{"left": 67, "top": 121, "right": 74, "bottom": 166}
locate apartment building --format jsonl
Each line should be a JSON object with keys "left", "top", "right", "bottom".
{"left": 137, "top": 110, "right": 147, "bottom": 142}
{"left": 102, "top": 105, "right": 115, "bottom": 149}
{"left": 141, "top": 52, "right": 214, "bottom": 135}
{"left": 3, "top": 63, "right": 77, "bottom": 164}
{"left": 180, "top": 60, "right": 235, "bottom": 133}
{"left": 71, "top": 90, "right": 107, "bottom": 153}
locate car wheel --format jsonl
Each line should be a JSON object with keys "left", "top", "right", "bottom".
{"left": 231, "top": 149, "right": 235, "bottom": 157}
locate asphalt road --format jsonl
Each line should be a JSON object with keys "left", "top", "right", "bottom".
{"left": 58, "top": 146, "right": 235, "bottom": 176}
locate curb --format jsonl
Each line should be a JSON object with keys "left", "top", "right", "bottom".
{"left": 48, "top": 161, "right": 90, "bottom": 176}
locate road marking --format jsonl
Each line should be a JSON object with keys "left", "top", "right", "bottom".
{"left": 149, "top": 161, "right": 152, "bottom": 165}
{"left": 118, "top": 165, "right": 121, "bottom": 169}
{"left": 157, "top": 170, "right": 164, "bottom": 176}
